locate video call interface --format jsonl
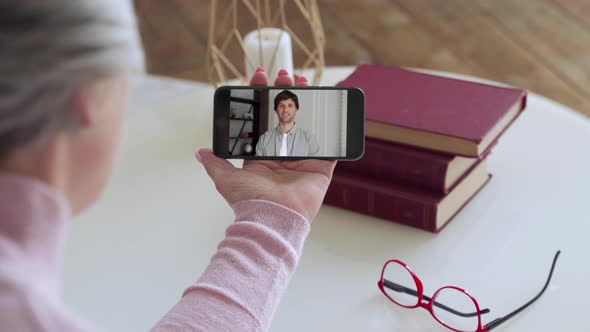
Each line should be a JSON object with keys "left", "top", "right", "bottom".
{"left": 228, "top": 88, "right": 348, "bottom": 157}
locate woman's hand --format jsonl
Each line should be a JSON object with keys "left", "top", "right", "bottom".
{"left": 197, "top": 68, "right": 336, "bottom": 222}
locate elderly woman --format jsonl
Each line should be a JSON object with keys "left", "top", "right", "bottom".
{"left": 0, "top": 1, "right": 335, "bottom": 331}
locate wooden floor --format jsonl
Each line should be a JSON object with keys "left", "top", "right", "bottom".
{"left": 135, "top": 0, "right": 590, "bottom": 117}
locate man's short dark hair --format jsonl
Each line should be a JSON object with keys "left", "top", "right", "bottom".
{"left": 274, "top": 90, "right": 299, "bottom": 111}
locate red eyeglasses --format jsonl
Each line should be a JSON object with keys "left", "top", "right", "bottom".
{"left": 377, "top": 251, "right": 560, "bottom": 332}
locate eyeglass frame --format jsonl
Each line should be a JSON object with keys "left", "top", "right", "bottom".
{"left": 377, "top": 250, "right": 561, "bottom": 332}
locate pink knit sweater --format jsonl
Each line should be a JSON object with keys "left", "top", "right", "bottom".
{"left": 0, "top": 173, "right": 310, "bottom": 331}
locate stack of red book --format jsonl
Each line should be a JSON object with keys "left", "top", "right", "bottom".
{"left": 325, "top": 64, "right": 527, "bottom": 232}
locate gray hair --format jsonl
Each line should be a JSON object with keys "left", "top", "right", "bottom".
{"left": 0, "top": 0, "right": 145, "bottom": 160}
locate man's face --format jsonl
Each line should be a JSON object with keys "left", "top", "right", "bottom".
{"left": 276, "top": 98, "right": 298, "bottom": 124}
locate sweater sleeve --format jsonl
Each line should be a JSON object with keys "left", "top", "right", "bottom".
{"left": 150, "top": 200, "right": 311, "bottom": 332}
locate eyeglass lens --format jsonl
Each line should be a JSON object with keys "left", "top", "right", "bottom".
{"left": 382, "top": 261, "right": 420, "bottom": 307}
{"left": 432, "top": 287, "right": 479, "bottom": 332}
{"left": 383, "top": 261, "right": 480, "bottom": 332}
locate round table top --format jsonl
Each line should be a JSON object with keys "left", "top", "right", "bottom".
{"left": 64, "top": 67, "right": 590, "bottom": 332}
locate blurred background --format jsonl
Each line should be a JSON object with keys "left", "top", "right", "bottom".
{"left": 134, "top": 0, "right": 590, "bottom": 118}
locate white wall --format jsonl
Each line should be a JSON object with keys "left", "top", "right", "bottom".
{"left": 267, "top": 89, "right": 347, "bottom": 156}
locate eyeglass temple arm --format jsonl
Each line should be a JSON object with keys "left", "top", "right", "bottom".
{"left": 382, "top": 279, "right": 490, "bottom": 318}
{"left": 485, "top": 250, "right": 561, "bottom": 331}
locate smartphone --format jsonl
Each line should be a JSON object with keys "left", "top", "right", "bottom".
{"left": 213, "top": 86, "right": 365, "bottom": 160}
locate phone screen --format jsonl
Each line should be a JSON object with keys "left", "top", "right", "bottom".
{"left": 214, "top": 86, "right": 364, "bottom": 160}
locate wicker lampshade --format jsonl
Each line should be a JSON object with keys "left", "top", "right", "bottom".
{"left": 206, "top": 0, "right": 325, "bottom": 86}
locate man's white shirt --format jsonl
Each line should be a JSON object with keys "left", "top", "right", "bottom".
{"left": 279, "top": 133, "right": 288, "bottom": 156}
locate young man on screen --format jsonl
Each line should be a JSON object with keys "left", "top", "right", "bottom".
{"left": 255, "top": 90, "right": 320, "bottom": 157}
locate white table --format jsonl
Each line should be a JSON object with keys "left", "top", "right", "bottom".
{"left": 63, "top": 67, "right": 590, "bottom": 332}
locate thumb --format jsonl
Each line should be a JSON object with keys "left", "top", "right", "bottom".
{"left": 196, "top": 148, "right": 236, "bottom": 182}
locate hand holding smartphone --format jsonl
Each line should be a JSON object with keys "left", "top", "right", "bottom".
{"left": 213, "top": 85, "right": 365, "bottom": 160}
{"left": 199, "top": 68, "right": 352, "bottom": 222}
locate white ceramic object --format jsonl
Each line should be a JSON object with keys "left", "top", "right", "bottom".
{"left": 244, "top": 28, "right": 294, "bottom": 82}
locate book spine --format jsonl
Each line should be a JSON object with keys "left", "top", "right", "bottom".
{"left": 337, "top": 139, "right": 449, "bottom": 193}
{"left": 324, "top": 172, "right": 438, "bottom": 232}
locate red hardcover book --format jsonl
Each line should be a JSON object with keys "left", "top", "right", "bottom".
{"left": 336, "top": 64, "right": 527, "bottom": 157}
{"left": 337, "top": 137, "right": 484, "bottom": 194}
{"left": 324, "top": 159, "right": 491, "bottom": 233}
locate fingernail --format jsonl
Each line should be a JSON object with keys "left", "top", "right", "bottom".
{"left": 295, "top": 76, "right": 309, "bottom": 87}
{"left": 250, "top": 70, "right": 269, "bottom": 86}
{"left": 274, "top": 69, "right": 294, "bottom": 86}
{"left": 195, "top": 150, "right": 203, "bottom": 163}
{"left": 256, "top": 67, "right": 265, "bottom": 72}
